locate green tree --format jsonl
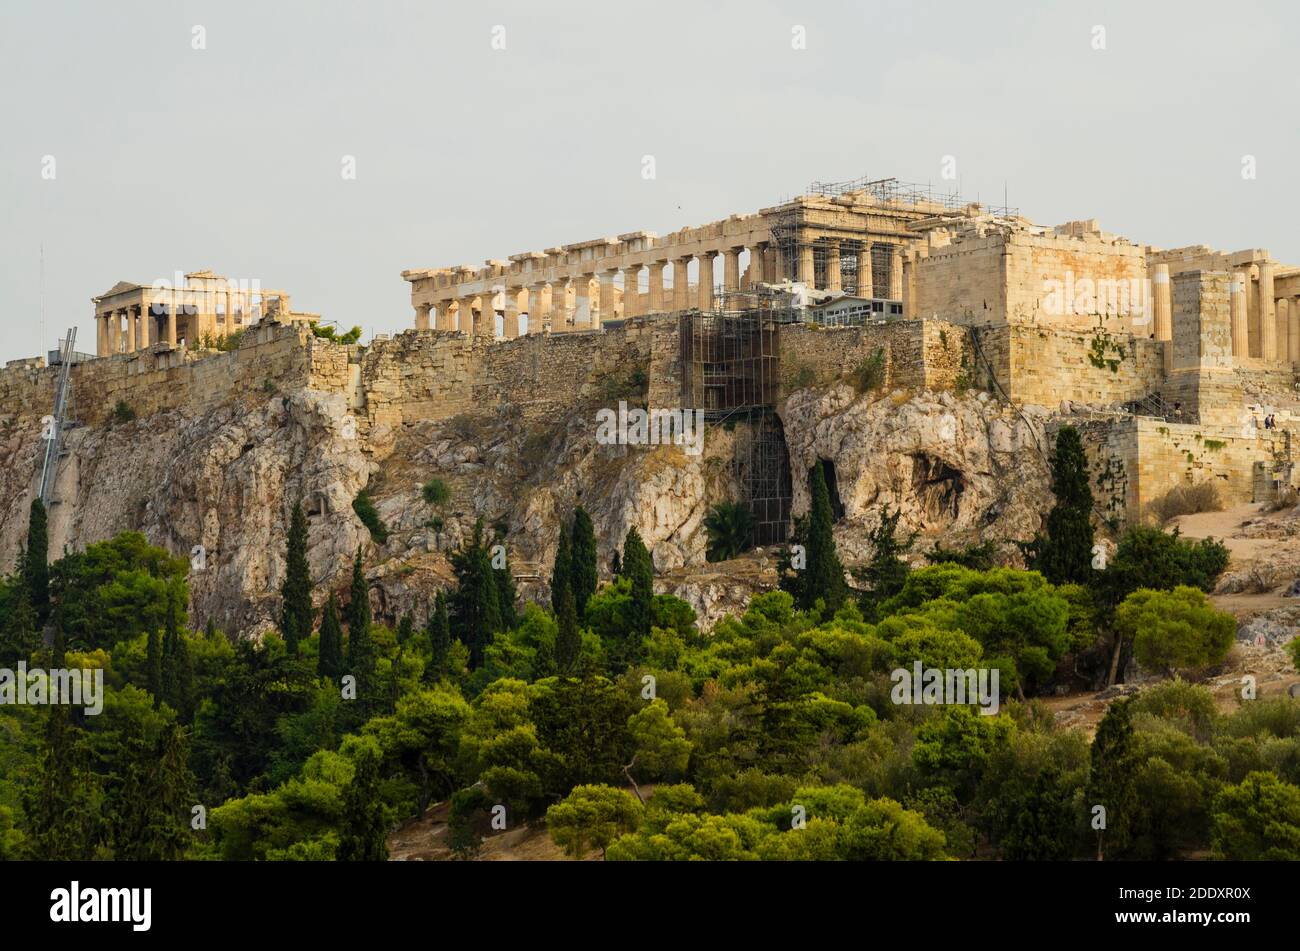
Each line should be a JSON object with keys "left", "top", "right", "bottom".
{"left": 1118, "top": 586, "right": 1234, "bottom": 675}
{"left": 546, "top": 784, "right": 644, "bottom": 859}
{"left": 1088, "top": 698, "right": 1140, "bottom": 860}
{"left": 570, "top": 507, "right": 599, "bottom": 617}
{"left": 1210, "top": 771, "right": 1300, "bottom": 860}
{"left": 450, "top": 518, "right": 502, "bottom": 668}
{"left": 492, "top": 528, "right": 519, "bottom": 630}
{"left": 550, "top": 519, "right": 573, "bottom": 614}
{"left": 555, "top": 585, "right": 581, "bottom": 674}
{"left": 0, "top": 556, "right": 40, "bottom": 665}
{"left": 24, "top": 708, "right": 101, "bottom": 860}
{"left": 704, "top": 502, "right": 754, "bottom": 563}
{"left": 337, "top": 741, "right": 389, "bottom": 861}
{"left": 161, "top": 593, "right": 195, "bottom": 721}
{"left": 351, "top": 490, "right": 388, "bottom": 544}
{"left": 425, "top": 591, "right": 452, "bottom": 681}
{"left": 622, "top": 527, "right": 654, "bottom": 648}
{"left": 318, "top": 593, "right": 343, "bottom": 681}
{"left": 1027, "top": 426, "right": 1095, "bottom": 586}
{"left": 280, "top": 501, "right": 313, "bottom": 655}
{"left": 345, "top": 550, "right": 376, "bottom": 718}
{"left": 24, "top": 498, "right": 49, "bottom": 625}
{"left": 146, "top": 626, "right": 163, "bottom": 708}
{"left": 802, "top": 461, "right": 848, "bottom": 613}
{"left": 855, "top": 505, "right": 914, "bottom": 618}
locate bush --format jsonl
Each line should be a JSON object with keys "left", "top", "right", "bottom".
{"left": 704, "top": 502, "right": 754, "bottom": 562}
{"left": 1145, "top": 482, "right": 1223, "bottom": 524}
{"left": 421, "top": 478, "right": 450, "bottom": 507}
{"left": 1117, "top": 586, "right": 1234, "bottom": 676}
{"left": 850, "top": 349, "right": 886, "bottom": 393}
{"left": 111, "top": 400, "right": 136, "bottom": 424}
{"left": 352, "top": 490, "right": 388, "bottom": 544}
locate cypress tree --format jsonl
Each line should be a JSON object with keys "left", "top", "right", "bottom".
{"left": 555, "top": 585, "right": 581, "bottom": 674}
{"left": 803, "top": 461, "right": 848, "bottom": 613}
{"left": 318, "top": 593, "right": 344, "bottom": 680}
{"left": 450, "top": 519, "right": 500, "bottom": 668}
{"left": 1033, "top": 425, "right": 1095, "bottom": 586}
{"left": 146, "top": 626, "right": 163, "bottom": 709}
{"left": 337, "top": 745, "right": 389, "bottom": 861}
{"left": 24, "top": 498, "right": 49, "bottom": 625}
{"left": 1088, "top": 698, "right": 1139, "bottom": 860}
{"left": 345, "top": 549, "right": 375, "bottom": 708}
{"left": 570, "top": 507, "right": 598, "bottom": 618}
{"left": 397, "top": 613, "right": 414, "bottom": 645}
{"left": 424, "top": 591, "right": 451, "bottom": 682}
{"left": 0, "top": 548, "right": 39, "bottom": 666}
{"left": 551, "top": 522, "right": 573, "bottom": 614}
{"left": 280, "top": 501, "right": 313, "bottom": 655}
{"left": 160, "top": 593, "right": 194, "bottom": 721}
{"left": 25, "top": 708, "right": 99, "bottom": 860}
{"left": 622, "top": 527, "right": 654, "bottom": 644}
{"left": 493, "top": 532, "right": 519, "bottom": 631}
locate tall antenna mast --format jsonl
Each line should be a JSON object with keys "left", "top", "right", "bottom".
{"left": 40, "top": 242, "right": 46, "bottom": 357}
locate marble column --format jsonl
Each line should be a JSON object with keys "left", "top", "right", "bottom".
{"left": 825, "top": 240, "right": 842, "bottom": 292}
{"left": 528, "top": 283, "right": 548, "bottom": 333}
{"left": 126, "top": 307, "right": 137, "bottom": 352}
{"left": 648, "top": 261, "right": 666, "bottom": 312}
{"left": 1152, "top": 263, "right": 1172, "bottom": 374}
{"left": 167, "top": 305, "right": 177, "bottom": 347}
{"left": 574, "top": 275, "right": 594, "bottom": 328}
{"left": 1291, "top": 296, "right": 1300, "bottom": 365}
{"left": 723, "top": 247, "right": 742, "bottom": 294}
{"left": 622, "top": 264, "right": 641, "bottom": 318}
{"left": 598, "top": 269, "right": 618, "bottom": 326}
{"left": 1230, "top": 271, "right": 1249, "bottom": 359}
{"left": 415, "top": 303, "right": 431, "bottom": 331}
{"left": 1258, "top": 262, "right": 1277, "bottom": 361}
{"left": 552, "top": 279, "right": 572, "bottom": 330}
{"left": 857, "top": 244, "right": 873, "bottom": 298}
{"left": 503, "top": 289, "right": 522, "bottom": 339}
{"left": 1278, "top": 298, "right": 1292, "bottom": 366}
{"left": 901, "top": 254, "right": 914, "bottom": 318}
{"left": 697, "top": 251, "right": 716, "bottom": 311}
{"left": 96, "top": 313, "right": 107, "bottom": 355}
{"left": 889, "top": 246, "right": 904, "bottom": 300}
{"left": 674, "top": 257, "right": 692, "bottom": 310}
{"left": 108, "top": 312, "right": 120, "bottom": 354}
{"left": 797, "top": 243, "right": 814, "bottom": 286}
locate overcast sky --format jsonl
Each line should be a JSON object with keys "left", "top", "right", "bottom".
{"left": 1, "top": 0, "right": 1296, "bottom": 363}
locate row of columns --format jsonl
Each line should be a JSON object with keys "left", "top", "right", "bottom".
{"left": 96, "top": 290, "right": 261, "bottom": 357}
{"left": 1149, "top": 262, "right": 1300, "bottom": 367}
{"left": 416, "top": 239, "right": 909, "bottom": 336}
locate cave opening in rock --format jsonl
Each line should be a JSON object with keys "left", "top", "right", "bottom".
{"left": 817, "top": 457, "right": 845, "bottom": 522}
{"left": 910, "top": 453, "right": 965, "bottom": 524}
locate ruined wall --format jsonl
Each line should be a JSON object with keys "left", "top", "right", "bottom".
{"left": 976, "top": 325, "right": 1166, "bottom": 408}
{"left": 916, "top": 230, "right": 1149, "bottom": 333}
{"left": 778, "top": 319, "right": 971, "bottom": 395}
{"left": 0, "top": 323, "right": 319, "bottom": 426}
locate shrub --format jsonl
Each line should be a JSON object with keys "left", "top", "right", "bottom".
{"left": 421, "top": 478, "right": 450, "bottom": 507}
{"left": 111, "top": 400, "right": 136, "bottom": 424}
{"left": 1145, "top": 482, "right": 1223, "bottom": 524}
{"left": 352, "top": 490, "right": 388, "bottom": 544}
{"left": 704, "top": 502, "right": 754, "bottom": 562}
{"left": 850, "top": 349, "right": 887, "bottom": 393}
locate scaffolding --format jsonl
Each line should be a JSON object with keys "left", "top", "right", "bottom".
{"left": 769, "top": 175, "right": 1020, "bottom": 294}
{"left": 39, "top": 328, "right": 79, "bottom": 507}
{"left": 680, "top": 298, "right": 793, "bottom": 545}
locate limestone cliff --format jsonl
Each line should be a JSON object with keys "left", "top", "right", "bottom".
{"left": 0, "top": 367, "right": 1053, "bottom": 637}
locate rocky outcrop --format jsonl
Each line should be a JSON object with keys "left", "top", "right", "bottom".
{"left": 781, "top": 385, "right": 1052, "bottom": 564}
{"left": 0, "top": 367, "right": 1055, "bottom": 638}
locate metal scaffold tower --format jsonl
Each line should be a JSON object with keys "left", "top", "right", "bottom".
{"left": 680, "top": 294, "right": 794, "bottom": 546}
{"left": 38, "top": 328, "right": 81, "bottom": 507}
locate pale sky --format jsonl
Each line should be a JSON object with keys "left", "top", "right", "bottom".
{"left": 1, "top": 0, "right": 1296, "bottom": 364}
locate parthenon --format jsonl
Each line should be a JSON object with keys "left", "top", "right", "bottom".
{"left": 401, "top": 175, "right": 1300, "bottom": 373}
{"left": 400, "top": 177, "right": 959, "bottom": 337}
{"left": 92, "top": 269, "right": 320, "bottom": 357}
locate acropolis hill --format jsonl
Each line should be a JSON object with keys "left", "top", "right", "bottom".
{"left": 1, "top": 175, "right": 1297, "bottom": 637}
